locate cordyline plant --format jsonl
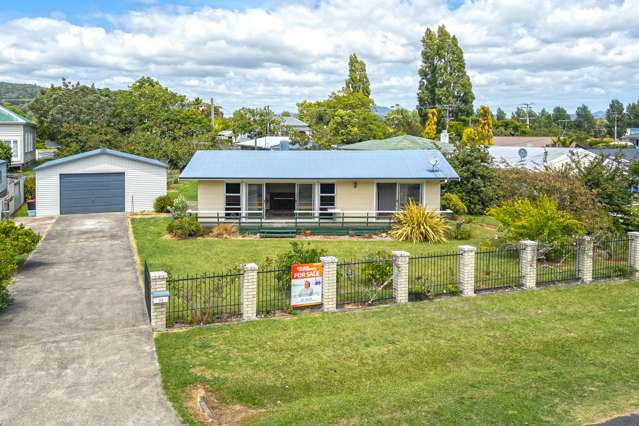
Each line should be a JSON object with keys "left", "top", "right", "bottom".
{"left": 390, "top": 201, "right": 447, "bottom": 243}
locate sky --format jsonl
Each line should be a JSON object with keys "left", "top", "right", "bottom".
{"left": 1, "top": 0, "right": 638, "bottom": 115}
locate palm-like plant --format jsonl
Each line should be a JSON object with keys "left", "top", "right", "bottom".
{"left": 390, "top": 201, "right": 447, "bottom": 243}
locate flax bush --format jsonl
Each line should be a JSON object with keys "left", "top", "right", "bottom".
{"left": 390, "top": 201, "right": 447, "bottom": 243}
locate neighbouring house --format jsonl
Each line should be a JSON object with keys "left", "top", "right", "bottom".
{"left": 0, "top": 160, "right": 25, "bottom": 218}
{"left": 622, "top": 128, "right": 639, "bottom": 147}
{"left": 280, "top": 116, "right": 312, "bottom": 135}
{"left": 488, "top": 146, "right": 598, "bottom": 170}
{"left": 583, "top": 147, "right": 639, "bottom": 163}
{"left": 0, "top": 104, "right": 36, "bottom": 168}
{"left": 492, "top": 136, "right": 553, "bottom": 147}
{"left": 34, "top": 148, "right": 167, "bottom": 216}
{"left": 235, "top": 136, "right": 295, "bottom": 150}
{"left": 180, "top": 149, "right": 458, "bottom": 224}
{"left": 340, "top": 135, "right": 454, "bottom": 153}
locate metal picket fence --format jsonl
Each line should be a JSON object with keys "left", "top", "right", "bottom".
{"left": 336, "top": 258, "right": 394, "bottom": 305}
{"left": 408, "top": 252, "right": 460, "bottom": 299}
{"left": 593, "top": 238, "right": 632, "bottom": 279}
{"left": 536, "top": 242, "right": 578, "bottom": 285}
{"left": 475, "top": 247, "right": 521, "bottom": 291}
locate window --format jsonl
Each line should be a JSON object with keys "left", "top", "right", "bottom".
{"left": 25, "top": 131, "right": 34, "bottom": 152}
{"left": 319, "top": 183, "right": 336, "bottom": 217}
{"left": 246, "top": 183, "right": 263, "bottom": 217}
{"left": 225, "top": 183, "right": 241, "bottom": 217}
{"left": 2, "top": 140, "right": 18, "bottom": 161}
{"left": 399, "top": 183, "right": 421, "bottom": 208}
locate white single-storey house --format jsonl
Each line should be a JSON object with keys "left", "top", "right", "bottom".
{"left": 180, "top": 149, "right": 458, "bottom": 224}
{"left": 488, "top": 147, "right": 599, "bottom": 170}
{"left": 235, "top": 136, "right": 294, "bottom": 150}
{"left": 0, "top": 104, "right": 36, "bottom": 168}
{"left": 34, "top": 148, "right": 168, "bottom": 216}
{"left": 280, "top": 116, "right": 312, "bottom": 135}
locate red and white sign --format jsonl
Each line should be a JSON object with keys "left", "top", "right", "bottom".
{"left": 291, "top": 263, "right": 323, "bottom": 307}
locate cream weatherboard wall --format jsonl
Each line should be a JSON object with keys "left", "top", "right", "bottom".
{"left": 335, "top": 181, "right": 375, "bottom": 211}
{"left": 424, "top": 181, "right": 441, "bottom": 211}
{"left": 197, "top": 181, "right": 225, "bottom": 212}
{"left": 36, "top": 154, "right": 166, "bottom": 216}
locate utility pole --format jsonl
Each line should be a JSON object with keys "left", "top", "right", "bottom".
{"left": 518, "top": 102, "right": 535, "bottom": 129}
{"left": 210, "top": 97, "right": 215, "bottom": 130}
{"left": 612, "top": 112, "right": 619, "bottom": 141}
{"left": 436, "top": 104, "right": 454, "bottom": 131}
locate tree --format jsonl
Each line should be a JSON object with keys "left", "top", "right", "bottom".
{"left": 574, "top": 104, "right": 594, "bottom": 133}
{"left": 627, "top": 100, "right": 639, "bottom": 128}
{"left": 422, "top": 108, "right": 438, "bottom": 139}
{"left": 0, "top": 143, "right": 11, "bottom": 163}
{"left": 417, "top": 25, "right": 475, "bottom": 124}
{"left": 443, "top": 145, "right": 495, "bottom": 214}
{"left": 476, "top": 105, "right": 493, "bottom": 145}
{"left": 344, "top": 54, "right": 371, "bottom": 98}
{"left": 229, "top": 107, "right": 281, "bottom": 139}
{"left": 496, "top": 107, "right": 507, "bottom": 121}
{"left": 605, "top": 99, "right": 626, "bottom": 139}
{"left": 461, "top": 128, "right": 477, "bottom": 146}
{"left": 384, "top": 108, "right": 422, "bottom": 136}
{"left": 552, "top": 106, "right": 571, "bottom": 124}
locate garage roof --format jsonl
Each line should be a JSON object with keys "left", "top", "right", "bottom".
{"left": 34, "top": 148, "right": 169, "bottom": 171}
{"left": 180, "top": 149, "right": 458, "bottom": 180}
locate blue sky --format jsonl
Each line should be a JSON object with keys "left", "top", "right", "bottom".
{"left": 1, "top": 1, "right": 638, "bottom": 114}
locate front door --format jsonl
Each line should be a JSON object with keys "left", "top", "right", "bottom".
{"left": 376, "top": 183, "right": 397, "bottom": 212}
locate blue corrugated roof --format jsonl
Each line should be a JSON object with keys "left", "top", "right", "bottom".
{"left": 34, "top": 148, "right": 169, "bottom": 171}
{"left": 180, "top": 150, "right": 458, "bottom": 180}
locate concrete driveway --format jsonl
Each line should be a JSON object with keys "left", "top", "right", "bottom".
{"left": 0, "top": 214, "right": 180, "bottom": 425}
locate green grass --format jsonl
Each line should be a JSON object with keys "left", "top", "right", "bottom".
{"left": 168, "top": 177, "right": 197, "bottom": 202}
{"left": 156, "top": 281, "right": 639, "bottom": 425}
{"left": 131, "top": 216, "right": 496, "bottom": 275}
{"left": 11, "top": 203, "right": 28, "bottom": 218}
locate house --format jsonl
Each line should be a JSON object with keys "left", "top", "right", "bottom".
{"left": 34, "top": 148, "right": 167, "bottom": 216}
{"left": 622, "top": 128, "right": 639, "bottom": 147}
{"left": 0, "top": 160, "right": 6, "bottom": 198}
{"left": 0, "top": 104, "right": 36, "bottom": 168}
{"left": 180, "top": 149, "right": 458, "bottom": 224}
{"left": 0, "top": 160, "right": 26, "bottom": 219}
{"left": 340, "top": 135, "right": 454, "bottom": 153}
{"left": 235, "top": 136, "right": 294, "bottom": 150}
{"left": 492, "top": 136, "right": 553, "bottom": 147}
{"left": 488, "top": 147, "right": 598, "bottom": 170}
{"left": 583, "top": 147, "right": 639, "bottom": 163}
{"left": 280, "top": 116, "right": 311, "bottom": 135}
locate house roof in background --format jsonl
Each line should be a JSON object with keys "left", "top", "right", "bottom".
{"left": 281, "top": 116, "right": 309, "bottom": 128}
{"left": 34, "top": 148, "right": 169, "bottom": 171}
{"left": 492, "top": 136, "right": 552, "bottom": 147}
{"left": 181, "top": 149, "right": 459, "bottom": 180}
{"left": 341, "top": 135, "right": 454, "bottom": 153}
{"left": 488, "top": 146, "right": 595, "bottom": 170}
{"left": 235, "top": 136, "right": 292, "bottom": 149}
{"left": 0, "top": 104, "right": 34, "bottom": 125}
{"left": 585, "top": 147, "right": 639, "bottom": 162}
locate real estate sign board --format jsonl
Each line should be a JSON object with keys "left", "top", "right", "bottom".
{"left": 291, "top": 263, "right": 323, "bottom": 307}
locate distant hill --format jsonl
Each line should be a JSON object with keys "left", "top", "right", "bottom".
{"left": 0, "top": 82, "right": 42, "bottom": 107}
{"left": 372, "top": 105, "right": 392, "bottom": 117}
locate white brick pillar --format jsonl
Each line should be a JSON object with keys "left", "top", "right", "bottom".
{"left": 458, "top": 245, "right": 476, "bottom": 296}
{"left": 519, "top": 240, "right": 538, "bottom": 289}
{"left": 392, "top": 251, "right": 409, "bottom": 304}
{"left": 628, "top": 232, "right": 639, "bottom": 279}
{"left": 150, "top": 271, "right": 168, "bottom": 331}
{"left": 576, "top": 236, "right": 594, "bottom": 284}
{"left": 320, "top": 256, "right": 337, "bottom": 312}
{"left": 242, "top": 263, "right": 258, "bottom": 321}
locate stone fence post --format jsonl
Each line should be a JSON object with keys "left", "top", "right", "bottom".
{"left": 458, "top": 245, "right": 476, "bottom": 296}
{"left": 519, "top": 240, "right": 538, "bottom": 289}
{"left": 242, "top": 263, "right": 258, "bottom": 321}
{"left": 576, "top": 236, "right": 594, "bottom": 284}
{"left": 321, "top": 256, "right": 337, "bottom": 312}
{"left": 150, "top": 271, "right": 169, "bottom": 331}
{"left": 392, "top": 251, "right": 409, "bottom": 304}
{"left": 628, "top": 232, "right": 639, "bottom": 279}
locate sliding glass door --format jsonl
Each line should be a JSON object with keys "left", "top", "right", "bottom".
{"left": 247, "top": 183, "right": 264, "bottom": 218}
{"left": 296, "top": 184, "right": 314, "bottom": 218}
{"left": 377, "top": 183, "right": 422, "bottom": 214}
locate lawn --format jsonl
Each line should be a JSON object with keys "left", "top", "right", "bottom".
{"left": 131, "top": 216, "right": 497, "bottom": 275}
{"left": 167, "top": 173, "right": 197, "bottom": 201}
{"left": 155, "top": 281, "right": 639, "bottom": 425}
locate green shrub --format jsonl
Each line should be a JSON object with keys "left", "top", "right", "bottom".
{"left": 166, "top": 216, "right": 201, "bottom": 239}
{"left": 445, "top": 222, "right": 473, "bottom": 240}
{"left": 0, "top": 220, "right": 41, "bottom": 311}
{"left": 390, "top": 201, "right": 447, "bottom": 243}
{"left": 361, "top": 250, "right": 393, "bottom": 285}
{"left": 488, "top": 196, "right": 584, "bottom": 245}
{"left": 171, "top": 194, "right": 189, "bottom": 218}
{"left": 154, "top": 195, "right": 173, "bottom": 213}
{"left": 265, "top": 242, "right": 327, "bottom": 292}
{"left": 441, "top": 193, "right": 468, "bottom": 215}
{"left": 24, "top": 176, "right": 36, "bottom": 200}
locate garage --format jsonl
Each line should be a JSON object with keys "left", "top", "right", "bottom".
{"left": 35, "top": 148, "right": 168, "bottom": 216}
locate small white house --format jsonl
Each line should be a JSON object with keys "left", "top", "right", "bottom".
{"left": 0, "top": 104, "right": 36, "bottom": 168}
{"left": 34, "top": 148, "right": 168, "bottom": 216}
{"left": 488, "top": 147, "right": 599, "bottom": 171}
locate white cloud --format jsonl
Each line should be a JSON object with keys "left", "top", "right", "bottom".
{"left": 1, "top": 0, "right": 639, "bottom": 114}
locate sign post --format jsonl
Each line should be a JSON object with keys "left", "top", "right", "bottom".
{"left": 291, "top": 263, "right": 323, "bottom": 308}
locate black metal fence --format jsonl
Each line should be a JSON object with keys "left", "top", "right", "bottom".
{"left": 143, "top": 261, "right": 152, "bottom": 321}
{"left": 475, "top": 247, "right": 520, "bottom": 291}
{"left": 336, "top": 258, "right": 394, "bottom": 305}
{"left": 408, "top": 252, "right": 460, "bottom": 299}
{"left": 166, "top": 271, "right": 243, "bottom": 326}
{"left": 536, "top": 242, "right": 578, "bottom": 285}
{"left": 257, "top": 268, "right": 291, "bottom": 315}
{"left": 593, "top": 238, "right": 631, "bottom": 279}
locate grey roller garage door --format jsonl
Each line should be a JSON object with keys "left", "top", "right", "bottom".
{"left": 60, "top": 173, "right": 125, "bottom": 214}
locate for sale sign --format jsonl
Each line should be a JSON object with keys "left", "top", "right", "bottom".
{"left": 291, "top": 263, "right": 323, "bottom": 308}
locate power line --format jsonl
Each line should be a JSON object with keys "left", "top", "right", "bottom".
{"left": 518, "top": 102, "right": 536, "bottom": 129}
